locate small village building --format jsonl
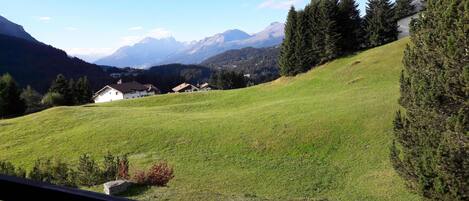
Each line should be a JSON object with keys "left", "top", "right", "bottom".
{"left": 172, "top": 83, "right": 199, "bottom": 93}
{"left": 197, "top": 83, "right": 216, "bottom": 91}
{"left": 93, "top": 80, "right": 160, "bottom": 103}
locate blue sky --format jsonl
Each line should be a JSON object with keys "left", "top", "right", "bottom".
{"left": 0, "top": 0, "right": 369, "bottom": 58}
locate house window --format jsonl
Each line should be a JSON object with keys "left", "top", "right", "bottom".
{"left": 116, "top": 92, "right": 118, "bottom": 95}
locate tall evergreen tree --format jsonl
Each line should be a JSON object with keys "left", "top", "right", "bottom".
{"left": 295, "top": 9, "right": 314, "bottom": 73}
{"left": 338, "top": 0, "right": 363, "bottom": 52}
{"left": 67, "top": 78, "right": 76, "bottom": 105}
{"left": 391, "top": 0, "right": 468, "bottom": 200}
{"left": 0, "top": 74, "right": 25, "bottom": 118}
{"left": 394, "top": 0, "right": 416, "bottom": 20}
{"left": 364, "top": 0, "right": 398, "bottom": 48}
{"left": 279, "top": 6, "right": 299, "bottom": 76}
{"left": 49, "top": 74, "right": 73, "bottom": 105}
{"left": 75, "top": 77, "right": 93, "bottom": 105}
{"left": 318, "top": 0, "right": 341, "bottom": 62}
{"left": 308, "top": 0, "right": 324, "bottom": 66}
{"left": 49, "top": 74, "right": 69, "bottom": 96}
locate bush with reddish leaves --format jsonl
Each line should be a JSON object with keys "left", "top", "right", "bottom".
{"left": 132, "top": 161, "right": 174, "bottom": 186}
{"left": 132, "top": 170, "right": 146, "bottom": 184}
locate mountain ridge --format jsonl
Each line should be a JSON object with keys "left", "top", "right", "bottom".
{"left": 0, "top": 15, "right": 37, "bottom": 42}
{"left": 95, "top": 22, "right": 285, "bottom": 68}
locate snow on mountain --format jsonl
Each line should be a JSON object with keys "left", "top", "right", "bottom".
{"left": 95, "top": 37, "right": 186, "bottom": 68}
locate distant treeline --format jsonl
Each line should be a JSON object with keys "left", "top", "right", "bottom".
{"left": 0, "top": 73, "right": 92, "bottom": 118}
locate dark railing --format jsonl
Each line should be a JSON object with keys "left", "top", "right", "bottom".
{"left": 0, "top": 174, "right": 132, "bottom": 201}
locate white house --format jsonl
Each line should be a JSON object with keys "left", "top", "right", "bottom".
{"left": 93, "top": 80, "right": 160, "bottom": 103}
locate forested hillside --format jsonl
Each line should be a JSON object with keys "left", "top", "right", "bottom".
{"left": 201, "top": 47, "right": 280, "bottom": 84}
{"left": 0, "top": 34, "right": 111, "bottom": 93}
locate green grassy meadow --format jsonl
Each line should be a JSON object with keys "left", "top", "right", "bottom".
{"left": 0, "top": 39, "right": 420, "bottom": 200}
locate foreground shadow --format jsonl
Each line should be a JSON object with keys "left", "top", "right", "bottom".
{"left": 118, "top": 185, "right": 152, "bottom": 197}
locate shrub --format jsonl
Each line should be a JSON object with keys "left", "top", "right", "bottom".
{"left": 132, "top": 161, "right": 174, "bottom": 186}
{"left": 132, "top": 170, "right": 147, "bottom": 185}
{"left": 146, "top": 161, "right": 174, "bottom": 186}
{"left": 41, "top": 92, "right": 65, "bottom": 107}
{"left": 0, "top": 160, "right": 17, "bottom": 176}
{"left": 15, "top": 167, "right": 27, "bottom": 178}
{"left": 77, "top": 154, "right": 102, "bottom": 186}
{"left": 117, "top": 154, "right": 130, "bottom": 180}
{"left": 0, "top": 160, "right": 25, "bottom": 178}
{"left": 102, "top": 152, "right": 118, "bottom": 181}
{"left": 51, "top": 160, "right": 77, "bottom": 187}
{"left": 29, "top": 159, "right": 53, "bottom": 183}
{"left": 28, "top": 159, "right": 76, "bottom": 187}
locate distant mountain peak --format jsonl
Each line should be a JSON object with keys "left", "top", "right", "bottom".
{"left": 96, "top": 22, "right": 285, "bottom": 68}
{"left": 217, "top": 29, "right": 251, "bottom": 42}
{"left": 0, "top": 15, "right": 37, "bottom": 42}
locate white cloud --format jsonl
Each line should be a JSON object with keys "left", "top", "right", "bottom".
{"left": 119, "top": 36, "right": 143, "bottom": 46}
{"left": 120, "top": 28, "right": 172, "bottom": 46}
{"left": 37, "top": 16, "right": 52, "bottom": 22}
{"left": 128, "top": 26, "right": 143, "bottom": 31}
{"left": 65, "top": 47, "right": 116, "bottom": 62}
{"left": 258, "top": 0, "right": 303, "bottom": 10}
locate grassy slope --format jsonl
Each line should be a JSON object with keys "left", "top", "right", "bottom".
{"left": 0, "top": 39, "right": 419, "bottom": 201}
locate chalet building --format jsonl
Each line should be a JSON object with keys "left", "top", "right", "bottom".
{"left": 197, "top": 83, "right": 216, "bottom": 91}
{"left": 172, "top": 83, "right": 199, "bottom": 93}
{"left": 93, "top": 80, "right": 160, "bottom": 103}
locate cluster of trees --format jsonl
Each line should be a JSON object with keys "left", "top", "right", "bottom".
{"left": 43, "top": 74, "right": 93, "bottom": 107}
{"left": 279, "top": 0, "right": 416, "bottom": 76}
{"left": 209, "top": 70, "right": 248, "bottom": 90}
{"left": 0, "top": 153, "right": 129, "bottom": 187}
{"left": 391, "top": 0, "right": 468, "bottom": 201}
{"left": 0, "top": 73, "right": 93, "bottom": 118}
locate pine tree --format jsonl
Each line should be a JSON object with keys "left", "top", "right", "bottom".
{"left": 391, "top": 0, "right": 468, "bottom": 200}
{"left": 279, "top": 6, "right": 299, "bottom": 76}
{"left": 0, "top": 74, "right": 25, "bottom": 118}
{"left": 364, "top": 0, "right": 398, "bottom": 48}
{"left": 394, "top": 0, "right": 415, "bottom": 20}
{"left": 308, "top": 0, "right": 324, "bottom": 66}
{"left": 75, "top": 77, "right": 92, "bottom": 105}
{"left": 295, "top": 10, "right": 314, "bottom": 73}
{"left": 67, "top": 78, "right": 76, "bottom": 105}
{"left": 48, "top": 74, "right": 82, "bottom": 106}
{"left": 318, "top": 0, "right": 341, "bottom": 62}
{"left": 48, "top": 74, "right": 70, "bottom": 105}
{"left": 338, "top": 0, "right": 363, "bottom": 53}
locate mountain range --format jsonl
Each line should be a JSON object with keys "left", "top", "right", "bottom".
{"left": 0, "top": 14, "right": 282, "bottom": 92}
{"left": 95, "top": 22, "right": 285, "bottom": 68}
